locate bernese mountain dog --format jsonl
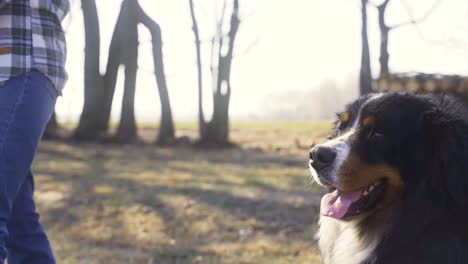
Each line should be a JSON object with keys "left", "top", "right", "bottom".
{"left": 309, "top": 92, "right": 468, "bottom": 264}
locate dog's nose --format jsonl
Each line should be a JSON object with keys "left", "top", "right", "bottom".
{"left": 309, "top": 145, "right": 337, "bottom": 171}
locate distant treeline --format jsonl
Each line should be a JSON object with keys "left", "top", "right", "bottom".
{"left": 261, "top": 76, "right": 359, "bottom": 121}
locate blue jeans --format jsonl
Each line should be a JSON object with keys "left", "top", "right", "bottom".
{"left": 0, "top": 71, "right": 56, "bottom": 263}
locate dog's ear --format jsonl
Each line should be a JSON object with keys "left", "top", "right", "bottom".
{"left": 421, "top": 109, "right": 468, "bottom": 207}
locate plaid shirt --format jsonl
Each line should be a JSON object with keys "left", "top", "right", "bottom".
{"left": 0, "top": 0, "right": 69, "bottom": 94}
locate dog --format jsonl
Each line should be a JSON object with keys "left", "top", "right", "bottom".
{"left": 309, "top": 92, "right": 468, "bottom": 264}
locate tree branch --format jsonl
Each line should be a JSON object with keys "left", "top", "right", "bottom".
{"left": 133, "top": 0, "right": 175, "bottom": 142}
{"left": 222, "top": 0, "right": 240, "bottom": 96}
{"left": 217, "top": 0, "right": 228, "bottom": 58}
{"left": 233, "top": 37, "right": 258, "bottom": 58}
{"left": 367, "top": 0, "right": 379, "bottom": 8}
{"left": 390, "top": 0, "right": 441, "bottom": 30}
{"left": 377, "top": 0, "right": 391, "bottom": 10}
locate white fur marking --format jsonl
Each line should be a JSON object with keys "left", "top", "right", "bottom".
{"left": 315, "top": 94, "right": 385, "bottom": 263}
{"left": 317, "top": 217, "right": 379, "bottom": 264}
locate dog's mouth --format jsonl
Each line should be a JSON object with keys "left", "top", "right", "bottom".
{"left": 320, "top": 178, "right": 388, "bottom": 220}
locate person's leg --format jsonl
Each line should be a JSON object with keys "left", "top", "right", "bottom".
{"left": 6, "top": 171, "right": 55, "bottom": 264}
{"left": 0, "top": 70, "right": 57, "bottom": 263}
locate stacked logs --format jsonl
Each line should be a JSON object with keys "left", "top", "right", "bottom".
{"left": 376, "top": 73, "right": 468, "bottom": 97}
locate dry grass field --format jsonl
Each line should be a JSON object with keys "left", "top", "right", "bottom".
{"left": 32, "top": 121, "right": 331, "bottom": 264}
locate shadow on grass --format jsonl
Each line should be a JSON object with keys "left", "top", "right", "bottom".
{"left": 34, "top": 141, "right": 322, "bottom": 263}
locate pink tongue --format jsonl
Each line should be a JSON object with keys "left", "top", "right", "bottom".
{"left": 320, "top": 190, "right": 362, "bottom": 219}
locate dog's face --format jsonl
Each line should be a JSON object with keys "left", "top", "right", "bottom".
{"left": 309, "top": 93, "right": 434, "bottom": 221}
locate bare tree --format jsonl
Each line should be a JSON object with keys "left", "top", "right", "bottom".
{"left": 99, "top": 3, "right": 127, "bottom": 139}
{"left": 74, "top": 0, "right": 174, "bottom": 144}
{"left": 114, "top": 0, "right": 176, "bottom": 143}
{"left": 74, "top": 0, "right": 127, "bottom": 141}
{"left": 115, "top": 0, "right": 139, "bottom": 143}
{"left": 189, "top": 0, "right": 205, "bottom": 139}
{"left": 134, "top": 1, "right": 175, "bottom": 145}
{"left": 189, "top": 0, "right": 240, "bottom": 146}
{"left": 73, "top": 0, "right": 105, "bottom": 140}
{"left": 374, "top": 0, "right": 441, "bottom": 76}
{"left": 360, "top": 0, "right": 373, "bottom": 95}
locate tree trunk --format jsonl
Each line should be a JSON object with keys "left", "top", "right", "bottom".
{"left": 199, "top": 0, "right": 240, "bottom": 146}
{"left": 73, "top": 0, "right": 103, "bottom": 140}
{"left": 135, "top": 1, "right": 175, "bottom": 145}
{"left": 43, "top": 111, "right": 60, "bottom": 140}
{"left": 378, "top": 0, "right": 390, "bottom": 77}
{"left": 75, "top": 0, "right": 174, "bottom": 143}
{"left": 375, "top": 0, "right": 440, "bottom": 78}
{"left": 188, "top": 0, "right": 206, "bottom": 138}
{"left": 100, "top": 3, "right": 127, "bottom": 133}
{"left": 115, "top": 0, "right": 138, "bottom": 143}
{"left": 205, "top": 91, "right": 230, "bottom": 144}
{"left": 360, "top": 0, "right": 372, "bottom": 95}
{"left": 74, "top": 0, "right": 126, "bottom": 141}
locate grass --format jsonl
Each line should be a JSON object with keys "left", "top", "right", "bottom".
{"left": 33, "top": 121, "right": 331, "bottom": 264}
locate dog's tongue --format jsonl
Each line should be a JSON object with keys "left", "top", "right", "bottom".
{"left": 320, "top": 189, "right": 362, "bottom": 219}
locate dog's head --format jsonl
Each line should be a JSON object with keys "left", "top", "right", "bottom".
{"left": 309, "top": 92, "right": 468, "bottom": 221}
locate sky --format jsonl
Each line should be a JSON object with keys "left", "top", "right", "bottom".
{"left": 56, "top": 0, "right": 468, "bottom": 122}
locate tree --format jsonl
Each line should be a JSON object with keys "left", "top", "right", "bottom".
{"left": 43, "top": 112, "right": 60, "bottom": 139}
{"left": 73, "top": 0, "right": 105, "bottom": 141}
{"left": 114, "top": 0, "right": 139, "bottom": 143}
{"left": 376, "top": 0, "right": 391, "bottom": 76}
{"left": 189, "top": 0, "right": 204, "bottom": 139}
{"left": 373, "top": 0, "right": 440, "bottom": 76}
{"left": 360, "top": 0, "right": 373, "bottom": 95}
{"left": 74, "top": 0, "right": 174, "bottom": 143}
{"left": 114, "top": 0, "right": 175, "bottom": 144}
{"left": 73, "top": 0, "right": 123, "bottom": 141}
{"left": 134, "top": 1, "right": 175, "bottom": 145}
{"left": 189, "top": 0, "right": 240, "bottom": 146}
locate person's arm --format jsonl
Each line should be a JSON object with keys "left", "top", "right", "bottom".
{"left": 0, "top": 0, "right": 11, "bottom": 10}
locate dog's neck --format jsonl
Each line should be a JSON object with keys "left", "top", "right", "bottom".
{"left": 317, "top": 217, "right": 379, "bottom": 264}
{"left": 317, "top": 207, "right": 396, "bottom": 264}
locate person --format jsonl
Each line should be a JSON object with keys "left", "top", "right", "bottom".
{"left": 0, "top": 0, "right": 69, "bottom": 263}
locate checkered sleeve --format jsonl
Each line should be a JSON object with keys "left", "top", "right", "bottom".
{"left": 0, "top": 0, "right": 11, "bottom": 10}
{"left": 0, "top": 0, "right": 69, "bottom": 94}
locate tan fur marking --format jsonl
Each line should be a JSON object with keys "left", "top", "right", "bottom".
{"left": 362, "top": 116, "right": 375, "bottom": 128}
{"left": 337, "top": 152, "right": 403, "bottom": 209}
{"left": 342, "top": 112, "right": 350, "bottom": 123}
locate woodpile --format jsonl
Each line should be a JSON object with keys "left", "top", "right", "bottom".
{"left": 376, "top": 73, "right": 468, "bottom": 96}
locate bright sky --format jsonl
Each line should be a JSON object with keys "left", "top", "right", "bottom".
{"left": 56, "top": 0, "right": 468, "bottom": 122}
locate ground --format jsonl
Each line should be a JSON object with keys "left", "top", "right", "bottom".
{"left": 33, "top": 121, "right": 330, "bottom": 264}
